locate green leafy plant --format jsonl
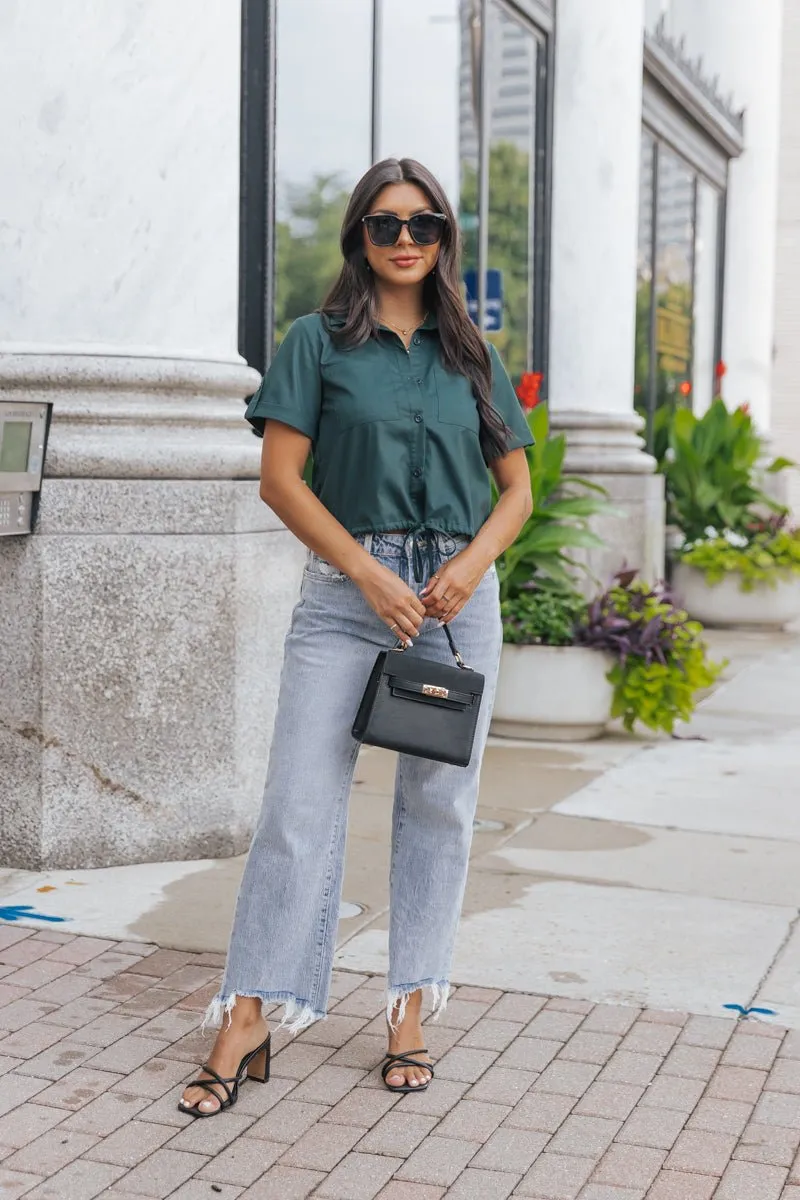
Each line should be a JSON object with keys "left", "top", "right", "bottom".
{"left": 498, "top": 403, "right": 614, "bottom": 601}
{"left": 652, "top": 399, "right": 793, "bottom": 542}
{"left": 679, "top": 520, "right": 800, "bottom": 591}
{"left": 500, "top": 573, "right": 722, "bottom": 735}
{"left": 574, "top": 572, "right": 724, "bottom": 735}
{"left": 501, "top": 587, "right": 588, "bottom": 646}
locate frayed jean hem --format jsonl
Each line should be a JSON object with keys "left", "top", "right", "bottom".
{"left": 386, "top": 977, "right": 450, "bottom": 1033}
{"left": 202, "top": 990, "right": 326, "bottom": 1036}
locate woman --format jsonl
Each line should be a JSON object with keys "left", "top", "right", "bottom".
{"left": 179, "top": 157, "right": 533, "bottom": 1116}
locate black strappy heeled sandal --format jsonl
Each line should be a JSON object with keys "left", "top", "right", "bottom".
{"left": 178, "top": 1033, "right": 271, "bottom": 1118}
{"left": 382, "top": 1046, "right": 434, "bottom": 1094}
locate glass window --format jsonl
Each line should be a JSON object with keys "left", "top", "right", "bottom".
{"left": 692, "top": 180, "right": 721, "bottom": 414}
{"left": 654, "top": 148, "right": 695, "bottom": 413}
{"left": 635, "top": 133, "right": 656, "bottom": 434}
{"left": 378, "top": 0, "right": 543, "bottom": 385}
{"left": 377, "top": 0, "right": 462, "bottom": 201}
{"left": 484, "top": 1, "right": 539, "bottom": 386}
{"left": 264, "top": 0, "right": 550, "bottom": 380}
{"left": 273, "top": 0, "right": 372, "bottom": 345}
{"left": 634, "top": 135, "right": 725, "bottom": 447}
{"left": 376, "top": 1, "right": 478, "bottom": 289}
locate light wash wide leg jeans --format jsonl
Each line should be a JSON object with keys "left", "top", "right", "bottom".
{"left": 205, "top": 533, "right": 502, "bottom": 1032}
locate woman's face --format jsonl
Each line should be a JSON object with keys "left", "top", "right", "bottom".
{"left": 362, "top": 182, "right": 442, "bottom": 288}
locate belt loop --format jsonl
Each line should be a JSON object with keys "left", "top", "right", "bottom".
{"left": 363, "top": 533, "right": 373, "bottom": 555}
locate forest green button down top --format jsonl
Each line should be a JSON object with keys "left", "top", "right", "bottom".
{"left": 245, "top": 312, "right": 533, "bottom": 539}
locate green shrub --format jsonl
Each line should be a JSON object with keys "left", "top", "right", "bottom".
{"left": 679, "top": 525, "right": 800, "bottom": 591}
{"left": 652, "top": 399, "right": 793, "bottom": 542}
{"left": 574, "top": 573, "right": 724, "bottom": 735}
{"left": 498, "top": 403, "right": 614, "bottom": 601}
{"left": 501, "top": 588, "right": 587, "bottom": 646}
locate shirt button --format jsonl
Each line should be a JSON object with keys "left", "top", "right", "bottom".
{"left": 414, "top": 412, "right": 423, "bottom": 423}
{"left": 413, "top": 336, "right": 421, "bottom": 345}
{"left": 412, "top": 468, "right": 422, "bottom": 478}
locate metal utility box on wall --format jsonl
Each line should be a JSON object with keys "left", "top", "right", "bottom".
{"left": 0, "top": 401, "right": 51, "bottom": 535}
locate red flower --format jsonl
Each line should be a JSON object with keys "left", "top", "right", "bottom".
{"left": 715, "top": 360, "right": 727, "bottom": 381}
{"left": 738, "top": 402, "right": 751, "bottom": 415}
{"left": 517, "top": 371, "right": 544, "bottom": 411}
{"left": 679, "top": 380, "right": 692, "bottom": 397}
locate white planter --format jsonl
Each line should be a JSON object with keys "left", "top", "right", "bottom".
{"left": 673, "top": 562, "right": 800, "bottom": 629}
{"left": 491, "top": 644, "right": 614, "bottom": 742}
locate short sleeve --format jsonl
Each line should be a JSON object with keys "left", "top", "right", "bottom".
{"left": 244, "top": 315, "right": 324, "bottom": 440}
{"left": 488, "top": 343, "right": 535, "bottom": 457}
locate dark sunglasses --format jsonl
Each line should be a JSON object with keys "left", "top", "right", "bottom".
{"left": 362, "top": 212, "right": 447, "bottom": 247}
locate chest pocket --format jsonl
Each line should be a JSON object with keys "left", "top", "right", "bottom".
{"left": 434, "top": 366, "right": 481, "bottom": 435}
{"left": 322, "top": 344, "right": 403, "bottom": 433}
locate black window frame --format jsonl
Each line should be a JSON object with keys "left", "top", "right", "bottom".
{"left": 238, "top": 0, "right": 277, "bottom": 376}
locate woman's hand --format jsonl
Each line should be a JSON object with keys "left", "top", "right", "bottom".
{"left": 420, "top": 548, "right": 492, "bottom": 623}
{"left": 356, "top": 561, "right": 427, "bottom": 646}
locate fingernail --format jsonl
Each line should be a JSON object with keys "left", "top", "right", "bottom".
{"left": 437, "top": 620, "right": 446, "bottom": 627}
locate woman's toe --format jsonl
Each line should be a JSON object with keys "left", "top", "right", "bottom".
{"left": 387, "top": 1070, "right": 405, "bottom": 1087}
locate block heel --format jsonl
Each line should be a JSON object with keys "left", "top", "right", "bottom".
{"left": 245, "top": 1037, "right": 271, "bottom": 1083}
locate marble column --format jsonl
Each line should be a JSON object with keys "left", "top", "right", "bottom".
{"left": 547, "top": 0, "right": 665, "bottom": 585}
{"left": 666, "top": 0, "right": 784, "bottom": 432}
{"left": 0, "top": 2, "right": 303, "bottom": 869}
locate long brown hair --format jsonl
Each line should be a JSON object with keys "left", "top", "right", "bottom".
{"left": 322, "top": 158, "right": 509, "bottom": 461}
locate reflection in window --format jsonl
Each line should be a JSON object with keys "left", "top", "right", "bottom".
{"left": 654, "top": 148, "right": 695, "bottom": 413}
{"left": 379, "top": 0, "right": 544, "bottom": 388}
{"left": 483, "top": 2, "right": 538, "bottom": 385}
{"left": 377, "top": 1, "right": 478, "bottom": 290}
{"left": 634, "top": 137, "right": 725, "bottom": 449}
{"left": 273, "top": 0, "right": 372, "bottom": 345}
{"left": 693, "top": 182, "right": 721, "bottom": 414}
{"left": 635, "top": 134, "right": 656, "bottom": 434}
{"left": 378, "top": 1, "right": 461, "bottom": 200}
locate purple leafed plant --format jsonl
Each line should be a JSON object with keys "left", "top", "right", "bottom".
{"left": 573, "top": 569, "right": 691, "bottom": 667}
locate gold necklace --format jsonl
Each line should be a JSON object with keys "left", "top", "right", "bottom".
{"left": 381, "top": 311, "right": 428, "bottom": 337}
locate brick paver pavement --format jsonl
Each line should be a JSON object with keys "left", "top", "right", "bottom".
{"left": 1, "top": 928, "right": 799, "bottom": 1199}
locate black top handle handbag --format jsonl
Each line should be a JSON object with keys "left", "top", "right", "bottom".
{"left": 352, "top": 625, "right": 485, "bottom": 768}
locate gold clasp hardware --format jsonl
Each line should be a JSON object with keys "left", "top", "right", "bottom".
{"left": 422, "top": 684, "right": 449, "bottom": 699}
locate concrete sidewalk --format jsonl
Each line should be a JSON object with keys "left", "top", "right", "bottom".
{"left": 2, "top": 625, "right": 799, "bottom": 1029}
{"left": 1, "top": 927, "right": 800, "bottom": 1199}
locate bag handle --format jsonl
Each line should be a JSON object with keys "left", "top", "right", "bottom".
{"left": 393, "top": 622, "right": 470, "bottom": 670}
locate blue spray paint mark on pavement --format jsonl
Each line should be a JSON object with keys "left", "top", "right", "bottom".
{"left": 0, "top": 905, "right": 69, "bottom": 924}
{"left": 723, "top": 1003, "right": 777, "bottom": 1017}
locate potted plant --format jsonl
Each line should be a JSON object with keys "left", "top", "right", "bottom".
{"left": 494, "top": 585, "right": 615, "bottom": 740}
{"left": 674, "top": 516, "right": 800, "bottom": 628}
{"left": 490, "top": 401, "right": 617, "bottom": 740}
{"left": 493, "top": 572, "right": 723, "bottom": 741}
{"left": 653, "top": 399, "right": 798, "bottom": 627}
{"left": 575, "top": 572, "right": 723, "bottom": 735}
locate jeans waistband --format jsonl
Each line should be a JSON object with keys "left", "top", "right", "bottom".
{"left": 359, "top": 529, "right": 469, "bottom": 583}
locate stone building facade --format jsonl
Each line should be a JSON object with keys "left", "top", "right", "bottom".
{"left": 0, "top": 0, "right": 796, "bottom": 867}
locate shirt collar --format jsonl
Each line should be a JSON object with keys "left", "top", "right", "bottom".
{"left": 322, "top": 309, "right": 439, "bottom": 333}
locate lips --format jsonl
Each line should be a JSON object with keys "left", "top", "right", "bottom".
{"left": 391, "top": 256, "right": 422, "bottom": 267}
